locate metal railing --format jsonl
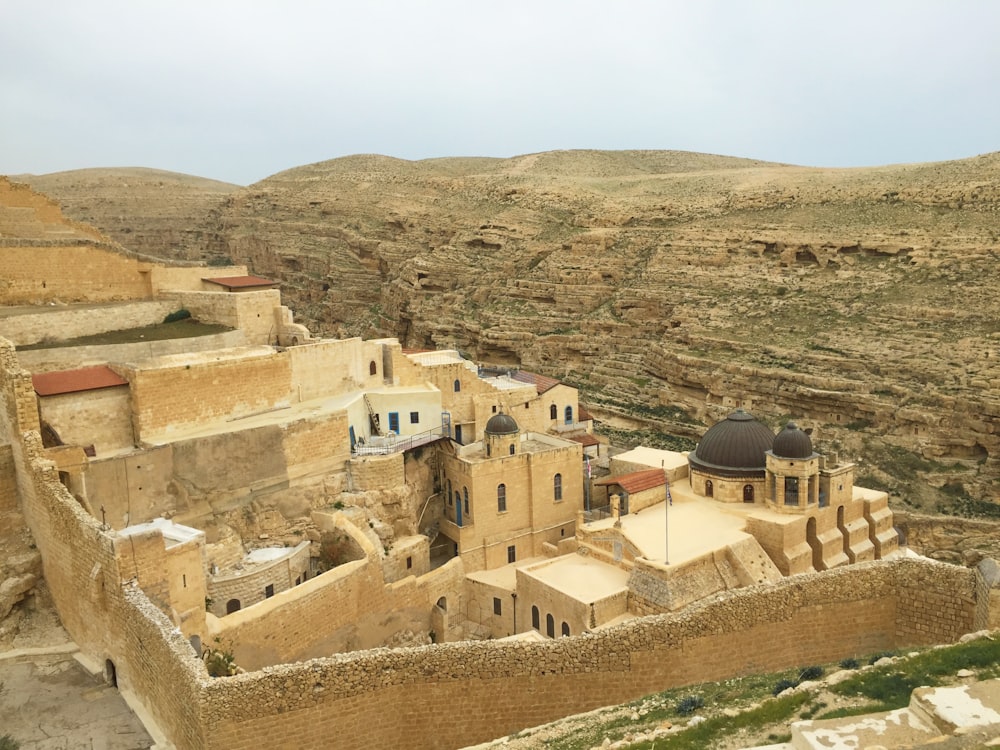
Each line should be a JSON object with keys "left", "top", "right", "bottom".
{"left": 352, "top": 425, "right": 448, "bottom": 456}
{"left": 582, "top": 506, "right": 613, "bottom": 523}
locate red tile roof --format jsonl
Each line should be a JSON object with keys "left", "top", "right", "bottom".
{"left": 203, "top": 275, "right": 279, "bottom": 289}
{"left": 593, "top": 468, "right": 666, "bottom": 494}
{"left": 32, "top": 366, "right": 128, "bottom": 397}
{"left": 511, "top": 370, "right": 561, "bottom": 394}
{"left": 568, "top": 433, "right": 601, "bottom": 447}
{"left": 578, "top": 405, "right": 594, "bottom": 422}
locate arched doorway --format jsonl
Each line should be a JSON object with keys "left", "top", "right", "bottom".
{"left": 743, "top": 484, "right": 754, "bottom": 503}
{"left": 705, "top": 479, "right": 714, "bottom": 497}
{"left": 226, "top": 599, "right": 241, "bottom": 614}
{"left": 105, "top": 659, "right": 118, "bottom": 688}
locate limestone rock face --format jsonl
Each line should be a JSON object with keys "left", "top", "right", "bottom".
{"left": 19, "top": 150, "right": 1000, "bottom": 509}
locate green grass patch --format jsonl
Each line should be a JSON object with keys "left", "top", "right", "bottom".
{"left": 16, "top": 319, "right": 234, "bottom": 350}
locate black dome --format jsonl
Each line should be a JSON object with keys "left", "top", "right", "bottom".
{"left": 772, "top": 422, "right": 813, "bottom": 459}
{"left": 689, "top": 409, "right": 774, "bottom": 476}
{"left": 485, "top": 412, "right": 519, "bottom": 435}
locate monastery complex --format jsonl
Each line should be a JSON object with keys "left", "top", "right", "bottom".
{"left": 0, "top": 177, "right": 992, "bottom": 749}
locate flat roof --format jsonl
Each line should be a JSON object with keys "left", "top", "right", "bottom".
{"left": 32, "top": 365, "right": 127, "bottom": 396}
{"left": 203, "top": 275, "right": 279, "bottom": 289}
{"left": 522, "top": 555, "right": 629, "bottom": 603}
{"left": 117, "top": 518, "right": 204, "bottom": 548}
{"left": 614, "top": 446, "right": 689, "bottom": 471}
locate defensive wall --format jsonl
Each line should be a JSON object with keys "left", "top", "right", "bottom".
{"left": 0, "top": 337, "right": 993, "bottom": 750}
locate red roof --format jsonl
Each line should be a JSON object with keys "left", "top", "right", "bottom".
{"left": 511, "top": 370, "right": 561, "bottom": 394}
{"left": 578, "top": 405, "right": 594, "bottom": 422}
{"left": 33, "top": 366, "right": 128, "bottom": 397}
{"left": 203, "top": 275, "right": 279, "bottom": 289}
{"left": 568, "top": 433, "right": 601, "bottom": 447}
{"left": 593, "top": 468, "right": 666, "bottom": 494}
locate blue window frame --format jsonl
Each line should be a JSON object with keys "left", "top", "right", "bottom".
{"left": 388, "top": 412, "right": 400, "bottom": 434}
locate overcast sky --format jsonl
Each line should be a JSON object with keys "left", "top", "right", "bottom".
{"left": 2, "top": 1, "right": 998, "bottom": 186}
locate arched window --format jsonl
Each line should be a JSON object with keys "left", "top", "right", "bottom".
{"left": 705, "top": 479, "right": 714, "bottom": 497}
{"left": 455, "top": 490, "right": 461, "bottom": 507}
{"left": 550, "top": 404, "right": 557, "bottom": 420}
{"left": 497, "top": 483, "right": 507, "bottom": 512}
{"left": 561, "top": 622, "right": 570, "bottom": 637}
{"left": 226, "top": 599, "right": 241, "bottom": 614}
{"left": 486, "top": 444, "right": 491, "bottom": 457}
{"left": 447, "top": 479, "right": 453, "bottom": 505}
{"left": 743, "top": 484, "right": 754, "bottom": 503}
{"left": 554, "top": 473, "right": 563, "bottom": 501}
{"left": 463, "top": 487, "right": 469, "bottom": 516}
{"left": 564, "top": 405, "right": 573, "bottom": 424}
{"left": 509, "top": 444, "right": 515, "bottom": 455}
{"left": 546, "top": 613, "right": 555, "bottom": 638}
{"left": 453, "top": 379, "right": 461, "bottom": 392}
{"left": 531, "top": 606, "right": 540, "bottom": 630}
{"left": 369, "top": 360, "right": 377, "bottom": 376}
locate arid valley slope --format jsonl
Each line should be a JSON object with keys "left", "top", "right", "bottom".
{"left": 13, "top": 149, "right": 1000, "bottom": 512}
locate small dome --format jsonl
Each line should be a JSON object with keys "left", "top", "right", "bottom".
{"left": 689, "top": 409, "right": 774, "bottom": 476}
{"left": 772, "top": 422, "right": 813, "bottom": 459}
{"left": 485, "top": 412, "right": 519, "bottom": 435}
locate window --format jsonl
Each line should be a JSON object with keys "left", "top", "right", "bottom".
{"left": 463, "top": 497, "right": 469, "bottom": 515}
{"left": 463, "top": 487, "right": 469, "bottom": 516}
{"left": 561, "top": 622, "right": 570, "bottom": 637}
{"left": 406, "top": 556, "right": 412, "bottom": 569}
{"left": 705, "top": 479, "right": 714, "bottom": 497}
{"left": 455, "top": 425, "right": 463, "bottom": 444}
{"left": 743, "top": 484, "right": 754, "bottom": 503}
{"left": 453, "top": 379, "right": 461, "bottom": 392}
{"left": 531, "top": 606, "right": 540, "bottom": 630}
{"left": 226, "top": 599, "right": 241, "bottom": 614}
{"left": 493, "top": 597, "right": 502, "bottom": 616}
{"left": 498, "top": 483, "right": 507, "bottom": 512}
{"left": 492, "top": 405, "right": 497, "bottom": 413}
{"left": 409, "top": 411, "right": 420, "bottom": 424}
{"left": 486, "top": 444, "right": 491, "bottom": 457}
{"left": 265, "top": 584, "right": 275, "bottom": 599}
{"left": 554, "top": 473, "right": 563, "bottom": 501}
{"left": 564, "top": 405, "right": 573, "bottom": 424}
{"left": 447, "top": 480, "right": 453, "bottom": 505}
{"left": 507, "top": 544, "right": 516, "bottom": 563}
{"left": 550, "top": 404, "right": 557, "bottom": 419}
{"left": 509, "top": 444, "right": 515, "bottom": 455}
{"left": 388, "top": 412, "right": 400, "bottom": 433}
{"left": 369, "top": 361, "right": 377, "bottom": 376}
{"left": 546, "top": 613, "right": 555, "bottom": 638}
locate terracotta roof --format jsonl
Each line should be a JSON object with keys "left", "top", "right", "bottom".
{"left": 578, "top": 405, "right": 593, "bottom": 422}
{"left": 511, "top": 370, "right": 561, "bottom": 394}
{"left": 568, "top": 433, "right": 601, "bottom": 447}
{"left": 203, "top": 275, "right": 279, "bottom": 289}
{"left": 32, "top": 366, "right": 128, "bottom": 397}
{"left": 593, "top": 468, "right": 666, "bottom": 494}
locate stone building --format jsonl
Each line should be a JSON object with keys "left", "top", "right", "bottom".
{"left": 439, "top": 411, "right": 584, "bottom": 572}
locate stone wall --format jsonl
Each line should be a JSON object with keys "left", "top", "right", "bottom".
{"left": 17, "top": 330, "right": 246, "bottom": 373}
{"left": 0, "top": 244, "right": 152, "bottom": 305}
{"left": 0, "top": 339, "right": 209, "bottom": 747}
{"left": 197, "top": 557, "right": 984, "bottom": 750}
{"left": 38, "top": 387, "right": 134, "bottom": 456}
{"left": 896, "top": 511, "right": 1000, "bottom": 564}
{"left": 2, "top": 300, "right": 176, "bottom": 347}
{"left": 349, "top": 453, "right": 405, "bottom": 492}
{"left": 164, "top": 290, "right": 282, "bottom": 345}
{"left": 207, "top": 542, "right": 311, "bottom": 617}
{"left": 124, "top": 347, "right": 293, "bottom": 439}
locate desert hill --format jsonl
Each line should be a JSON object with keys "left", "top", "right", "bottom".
{"left": 8, "top": 150, "right": 1000, "bottom": 511}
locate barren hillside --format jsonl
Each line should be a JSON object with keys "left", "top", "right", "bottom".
{"left": 10, "top": 150, "right": 1000, "bottom": 511}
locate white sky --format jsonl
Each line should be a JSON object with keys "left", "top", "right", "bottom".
{"left": 2, "top": 1, "right": 998, "bottom": 185}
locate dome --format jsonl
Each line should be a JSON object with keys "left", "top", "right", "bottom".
{"left": 771, "top": 422, "right": 813, "bottom": 459}
{"left": 484, "top": 412, "right": 519, "bottom": 435}
{"left": 688, "top": 409, "right": 774, "bottom": 476}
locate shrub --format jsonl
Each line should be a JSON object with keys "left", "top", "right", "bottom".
{"left": 675, "top": 695, "right": 705, "bottom": 715}
{"left": 206, "top": 256, "right": 233, "bottom": 266}
{"left": 163, "top": 309, "right": 192, "bottom": 323}
{"left": 772, "top": 678, "right": 798, "bottom": 696}
{"left": 798, "top": 666, "right": 824, "bottom": 682}
{"left": 0, "top": 736, "right": 20, "bottom": 750}
{"left": 839, "top": 657, "right": 860, "bottom": 670}
{"left": 868, "top": 650, "right": 895, "bottom": 665}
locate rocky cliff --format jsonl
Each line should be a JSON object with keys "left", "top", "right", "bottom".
{"left": 11, "top": 150, "right": 1000, "bottom": 511}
